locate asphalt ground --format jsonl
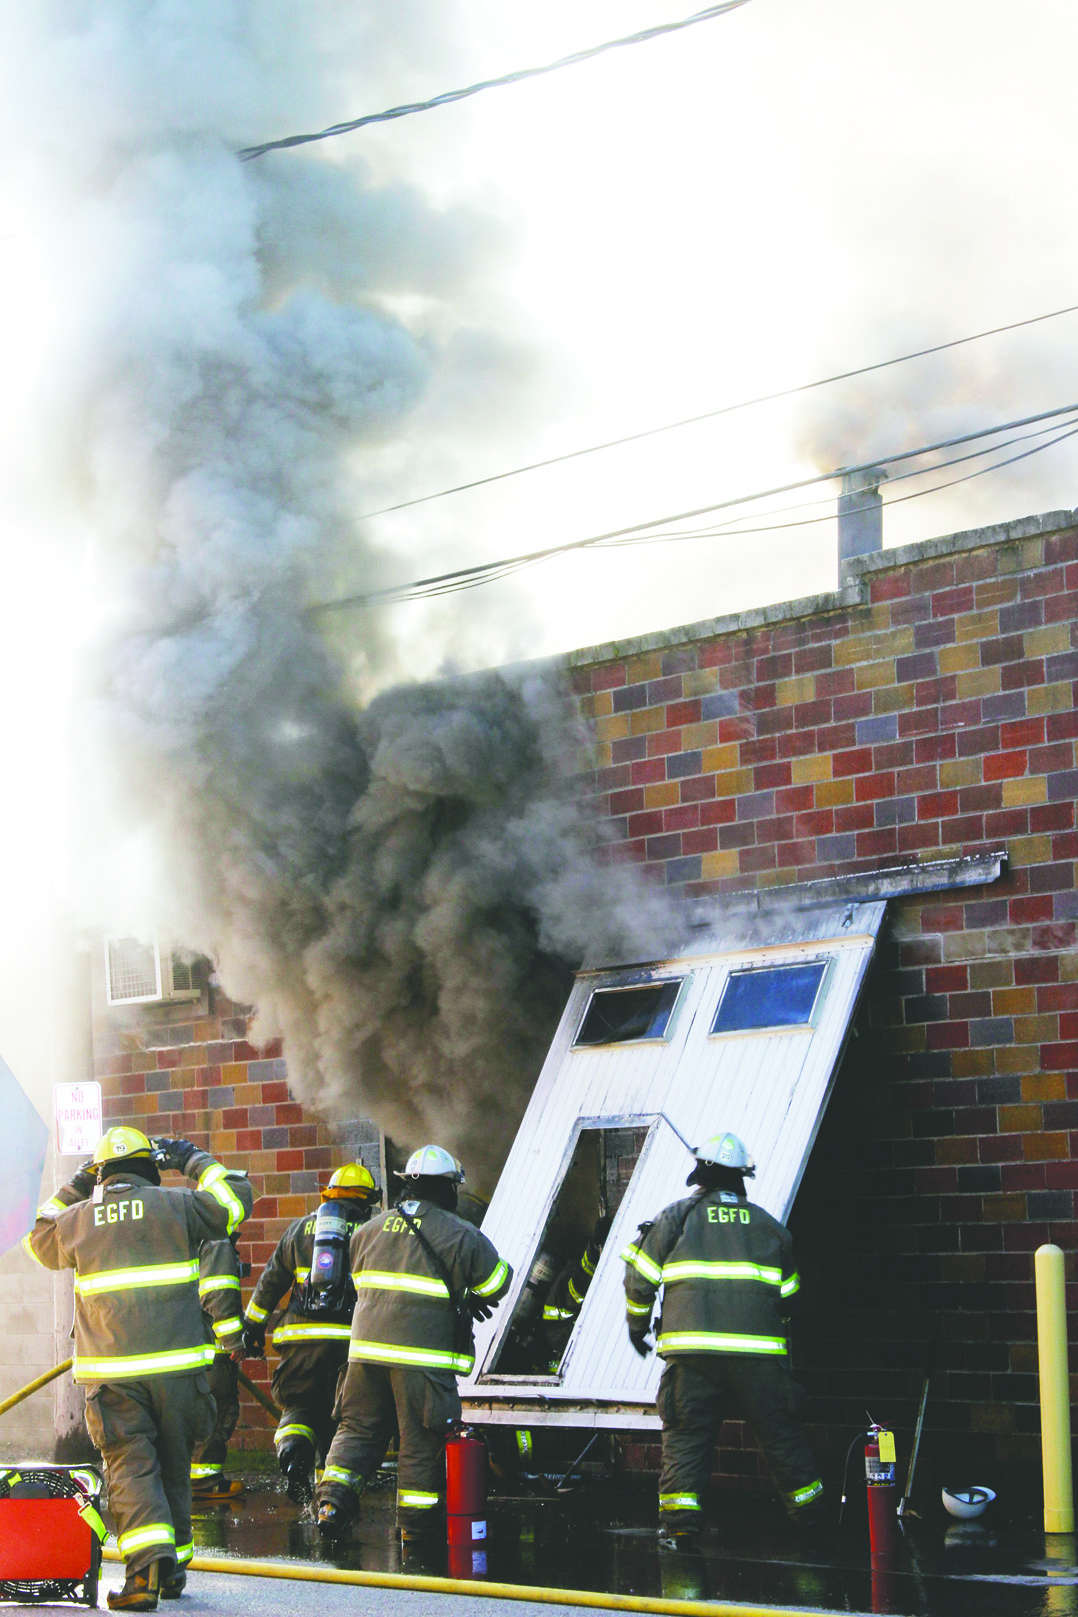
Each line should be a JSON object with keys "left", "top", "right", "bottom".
{"left": 170, "top": 1465, "right": 1078, "bottom": 1617}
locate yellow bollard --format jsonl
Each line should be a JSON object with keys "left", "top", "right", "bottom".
{"left": 1036, "top": 1243, "right": 1074, "bottom": 1533}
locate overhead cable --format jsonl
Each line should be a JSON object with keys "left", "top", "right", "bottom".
{"left": 239, "top": 0, "right": 752, "bottom": 160}
{"left": 358, "top": 300, "right": 1078, "bottom": 521}
{"left": 359, "top": 421, "right": 1078, "bottom": 600}
{"left": 617, "top": 415, "right": 1078, "bottom": 544}
{"left": 308, "top": 401, "right": 1078, "bottom": 612}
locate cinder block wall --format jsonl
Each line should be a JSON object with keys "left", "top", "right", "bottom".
{"left": 566, "top": 510, "right": 1078, "bottom": 1478}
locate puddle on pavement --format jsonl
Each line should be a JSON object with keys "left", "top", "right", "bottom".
{"left": 182, "top": 1470, "right": 1078, "bottom": 1617}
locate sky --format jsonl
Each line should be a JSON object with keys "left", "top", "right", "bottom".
{"left": 325, "top": 0, "right": 1078, "bottom": 668}
{"left": 0, "top": 0, "right": 1076, "bottom": 1119}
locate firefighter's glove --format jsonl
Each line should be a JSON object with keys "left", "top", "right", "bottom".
{"left": 239, "top": 1323, "right": 266, "bottom": 1359}
{"left": 70, "top": 1163, "right": 97, "bottom": 1199}
{"left": 152, "top": 1137, "right": 198, "bottom": 1172}
{"left": 628, "top": 1330, "right": 653, "bottom": 1359}
{"left": 467, "top": 1296, "right": 495, "bottom": 1323}
{"left": 592, "top": 1213, "right": 613, "bottom": 1244}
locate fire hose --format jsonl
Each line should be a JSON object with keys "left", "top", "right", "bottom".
{"left": 0, "top": 1361, "right": 280, "bottom": 1421}
{"left": 98, "top": 1550, "right": 843, "bottom": 1617}
{"left": 0, "top": 1360, "right": 72, "bottom": 1418}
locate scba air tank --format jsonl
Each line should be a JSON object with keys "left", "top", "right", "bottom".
{"left": 302, "top": 1202, "right": 354, "bottom": 1315}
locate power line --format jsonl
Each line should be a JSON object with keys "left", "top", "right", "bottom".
{"left": 308, "top": 402, "right": 1078, "bottom": 612}
{"left": 357, "top": 300, "right": 1078, "bottom": 521}
{"left": 239, "top": 0, "right": 752, "bottom": 161}
{"left": 600, "top": 421, "right": 1078, "bottom": 553}
{"left": 355, "top": 421, "right": 1078, "bottom": 600}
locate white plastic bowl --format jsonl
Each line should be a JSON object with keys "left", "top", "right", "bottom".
{"left": 942, "top": 1485, "right": 996, "bottom": 1519}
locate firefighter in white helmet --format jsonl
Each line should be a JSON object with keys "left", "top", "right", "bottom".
{"left": 315, "top": 1145, "right": 513, "bottom": 1542}
{"left": 622, "top": 1131, "right": 824, "bottom": 1542}
{"left": 238, "top": 1163, "right": 381, "bottom": 1502}
{"left": 24, "top": 1128, "right": 249, "bottom": 1610}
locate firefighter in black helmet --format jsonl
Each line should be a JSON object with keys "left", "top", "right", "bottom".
{"left": 623, "top": 1131, "right": 824, "bottom": 1542}
{"left": 24, "top": 1127, "right": 249, "bottom": 1610}
{"left": 238, "top": 1163, "right": 380, "bottom": 1502}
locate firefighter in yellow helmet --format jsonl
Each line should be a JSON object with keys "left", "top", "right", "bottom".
{"left": 238, "top": 1163, "right": 381, "bottom": 1502}
{"left": 315, "top": 1145, "right": 513, "bottom": 1543}
{"left": 24, "top": 1127, "right": 249, "bottom": 1611}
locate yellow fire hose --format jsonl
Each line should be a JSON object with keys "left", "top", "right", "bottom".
{"left": 6, "top": 1368, "right": 834, "bottom": 1617}
{"left": 235, "top": 1367, "right": 281, "bottom": 1420}
{"left": 0, "top": 1359, "right": 73, "bottom": 1417}
{"left": 99, "top": 1549, "right": 839, "bottom": 1617}
{"left": 0, "top": 1360, "right": 279, "bottom": 1421}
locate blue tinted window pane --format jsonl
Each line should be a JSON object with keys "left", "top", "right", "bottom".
{"left": 575, "top": 981, "right": 682, "bottom": 1047}
{"left": 710, "top": 962, "right": 827, "bottom": 1034}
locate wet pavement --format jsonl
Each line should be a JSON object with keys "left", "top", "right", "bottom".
{"left": 174, "top": 1465, "right": 1078, "bottom": 1616}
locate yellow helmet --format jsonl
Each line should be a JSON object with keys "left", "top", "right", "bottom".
{"left": 93, "top": 1126, "right": 154, "bottom": 1166}
{"left": 322, "top": 1163, "right": 378, "bottom": 1204}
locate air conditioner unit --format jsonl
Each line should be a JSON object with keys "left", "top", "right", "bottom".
{"left": 103, "top": 939, "right": 201, "bottom": 1007}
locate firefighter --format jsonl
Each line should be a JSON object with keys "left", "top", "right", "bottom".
{"left": 239, "top": 1163, "right": 381, "bottom": 1502}
{"left": 314, "top": 1144, "right": 513, "bottom": 1542}
{"left": 542, "top": 1212, "right": 612, "bottom": 1369}
{"left": 622, "top": 1131, "right": 824, "bottom": 1542}
{"left": 189, "top": 1169, "right": 253, "bottom": 1500}
{"left": 24, "top": 1127, "right": 248, "bottom": 1610}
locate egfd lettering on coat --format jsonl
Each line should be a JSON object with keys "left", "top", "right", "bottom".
{"left": 383, "top": 1215, "right": 422, "bottom": 1234}
{"left": 706, "top": 1206, "right": 751, "bottom": 1225}
{"left": 92, "top": 1200, "right": 144, "bottom": 1227}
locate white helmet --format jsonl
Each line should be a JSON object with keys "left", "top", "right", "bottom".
{"left": 692, "top": 1132, "right": 756, "bottom": 1177}
{"left": 395, "top": 1144, "right": 465, "bottom": 1183}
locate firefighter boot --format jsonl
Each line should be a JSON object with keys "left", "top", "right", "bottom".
{"left": 316, "top": 1486, "right": 359, "bottom": 1540}
{"left": 278, "top": 1439, "right": 315, "bottom": 1504}
{"left": 160, "top": 1569, "right": 187, "bottom": 1600}
{"left": 108, "top": 1560, "right": 163, "bottom": 1611}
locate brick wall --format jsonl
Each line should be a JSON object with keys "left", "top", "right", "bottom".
{"left": 86, "top": 508, "right": 1078, "bottom": 1480}
{"left": 568, "top": 511, "right": 1078, "bottom": 1477}
{"left": 92, "top": 966, "right": 382, "bottom": 1447}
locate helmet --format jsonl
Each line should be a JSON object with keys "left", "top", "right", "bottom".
{"left": 322, "top": 1163, "right": 379, "bottom": 1204}
{"left": 92, "top": 1126, "right": 154, "bottom": 1167}
{"left": 691, "top": 1132, "right": 756, "bottom": 1177}
{"left": 394, "top": 1145, "right": 465, "bottom": 1183}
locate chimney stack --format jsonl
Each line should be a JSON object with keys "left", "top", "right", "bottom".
{"left": 838, "top": 465, "right": 887, "bottom": 584}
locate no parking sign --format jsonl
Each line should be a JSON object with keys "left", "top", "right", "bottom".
{"left": 53, "top": 1083, "right": 103, "bottom": 1157}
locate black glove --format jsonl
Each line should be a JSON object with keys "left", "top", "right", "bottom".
{"left": 592, "top": 1213, "right": 613, "bottom": 1244}
{"left": 70, "top": 1163, "right": 97, "bottom": 1199}
{"left": 628, "top": 1330, "right": 653, "bottom": 1359}
{"left": 239, "top": 1322, "right": 265, "bottom": 1359}
{"left": 152, "top": 1137, "right": 197, "bottom": 1173}
{"left": 467, "top": 1296, "right": 495, "bottom": 1323}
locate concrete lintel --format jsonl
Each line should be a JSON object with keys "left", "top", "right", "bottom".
{"left": 710, "top": 851, "right": 1007, "bottom": 910}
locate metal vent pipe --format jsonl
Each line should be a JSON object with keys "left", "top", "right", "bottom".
{"left": 838, "top": 465, "right": 887, "bottom": 583}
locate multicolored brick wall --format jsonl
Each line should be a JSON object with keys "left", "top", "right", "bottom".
{"left": 91, "top": 973, "right": 382, "bottom": 1448}
{"left": 568, "top": 511, "right": 1078, "bottom": 1477}
{"left": 87, "top": 508, "right": 1078, "bottom": 1481}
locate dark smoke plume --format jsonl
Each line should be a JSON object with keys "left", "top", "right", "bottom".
{"left": 6, "top": 0, "right": 678, "bottom": 1184}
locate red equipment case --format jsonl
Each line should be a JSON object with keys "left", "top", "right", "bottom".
{"left": 0, "top": 1464, "right": 106, "bottom": 1606}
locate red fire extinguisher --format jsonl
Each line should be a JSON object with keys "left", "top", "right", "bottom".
{"left": 446, "top": 1428, "right": 487, "bottom": 1561}
{"left": 864, "top": 1425, "right": 898, "bottom": 1558}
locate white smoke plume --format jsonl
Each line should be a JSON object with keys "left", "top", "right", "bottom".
{"left": 1, "top": 2, "right": 676, "bottom": 1184}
